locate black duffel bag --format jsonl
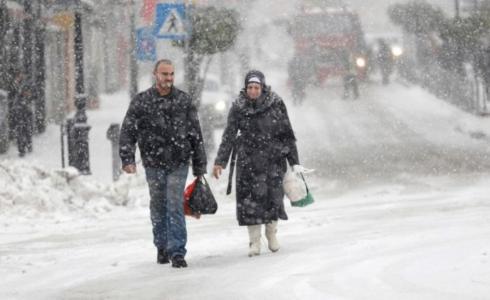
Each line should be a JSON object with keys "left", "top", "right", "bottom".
{"left": 188, "top": 176, "right": 218, "bottom": 214}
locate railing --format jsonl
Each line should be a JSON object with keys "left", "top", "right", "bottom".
{"left": 398, "top": 56, "right": 488, "bottom": 116}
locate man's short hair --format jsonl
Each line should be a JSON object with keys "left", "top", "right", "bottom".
{"left": 153, "top": 59, "right": 173, "bottom": 73}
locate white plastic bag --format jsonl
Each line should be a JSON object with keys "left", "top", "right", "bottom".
{"left": 283, "top": 167, "right": 307, "bottom": 203}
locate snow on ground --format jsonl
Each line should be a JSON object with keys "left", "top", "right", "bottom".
{"left": 1, "top": 75, "right": 490, "bottom": 299}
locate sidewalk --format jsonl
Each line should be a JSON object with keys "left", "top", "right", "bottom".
{"left": 1, "top": 90, "right": 131, "bottom": 184}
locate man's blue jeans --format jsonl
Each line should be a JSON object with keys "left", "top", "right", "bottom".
{"left": 145, "top": 165, "right": 189, "bottom": 258}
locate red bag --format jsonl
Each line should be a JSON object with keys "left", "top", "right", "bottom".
{"left": 184, "top": 178, "right": 201, "bottom": 219}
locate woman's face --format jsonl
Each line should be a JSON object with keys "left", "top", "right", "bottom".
{"left": 246, "top": 83, "right": 262, "bottom": 100}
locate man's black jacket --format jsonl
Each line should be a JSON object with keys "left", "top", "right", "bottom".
{"left": 119, "top": 86, "right": 207, "bottom": 176}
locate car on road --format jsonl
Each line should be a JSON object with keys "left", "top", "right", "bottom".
{"left": 287, "top": 3, "right": 369, "bottom": 102}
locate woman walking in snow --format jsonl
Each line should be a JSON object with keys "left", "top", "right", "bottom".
{"left": 212, "top": 70, "right": 303, "bottom": 257}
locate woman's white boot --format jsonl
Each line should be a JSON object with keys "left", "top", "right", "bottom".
{"left": 247, "top": 225, "right": 262, "bottom": 257}
{"left": 265, "top": 221, "right": 280, "bottom": 252}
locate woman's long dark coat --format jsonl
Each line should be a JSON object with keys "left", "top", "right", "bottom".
{"left": 214, "top": 88, "right": 299, "bottom": 226}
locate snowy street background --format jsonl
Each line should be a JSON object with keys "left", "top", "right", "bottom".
{"left": 2, "top": 0, "right": 490, "bottom": 299}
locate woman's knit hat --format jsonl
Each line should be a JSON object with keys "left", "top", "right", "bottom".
{"left": 244, "top": 70, "right": 266, "bottom": 88}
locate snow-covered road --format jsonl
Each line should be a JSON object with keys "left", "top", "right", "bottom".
{"left": 2, "top": 175, "right": 490, "bottom": 300}
{"left": 292, "top": 81, "right": 490, "bottom": 182}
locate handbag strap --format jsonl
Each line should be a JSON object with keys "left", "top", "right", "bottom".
{"left": 226, "top": 145, "right": 237, "bottom": 195}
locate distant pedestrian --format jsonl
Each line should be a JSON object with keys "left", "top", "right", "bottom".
{"left": 341, "top": 50, "right": 360, "bottom": 99}
{"left": 9, "top": 71, "right": 33, "bottom": 157}
{"left": 119, "top": 59, "right": 207, "bottom": 268}
{"left": 288, "top": 56, "right": 309, "bottom": 104}
{"left": 376, "top": 39, "right": 394, "bottom": 85}
{"left": 212, "top": 70, "right": 304, "bottom": 257}
{"left": 478, "top": 46, "right": 490, "bottom": 100}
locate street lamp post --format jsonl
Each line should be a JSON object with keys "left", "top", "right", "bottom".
{"left": 22, "top": 0, "right": 34, "bottom": 154}
{"left": 129, "top": 0, "right": 138, "bottom": 100}
{"left": 67, "top": 11, "right": 91, "bottom": 174}
{"left": 34, "top": 0, "right": 46, "bottom": 134}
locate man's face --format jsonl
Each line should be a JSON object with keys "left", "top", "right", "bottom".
{"left": 154, "top": 63, "right": 174, "bottom": 89}
{"left": 246, "top": 83, "right": 262, "bottom": 100}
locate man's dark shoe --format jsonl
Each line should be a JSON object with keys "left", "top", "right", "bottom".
{"left": 171, "top": 255, "right": 188, "bottom": 268}
{"left": 157, "top": 249, "right": 169, "bottom": 264}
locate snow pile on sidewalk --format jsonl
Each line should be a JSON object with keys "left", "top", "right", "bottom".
{"left": 0, "top": 160, "right": 148, "bottom": 218}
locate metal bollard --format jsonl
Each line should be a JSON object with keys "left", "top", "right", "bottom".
{"left": 66, "top": 118, "right": 74, "bottom": 168}
{"left": 106, "top": 123, "right": 121, "bottom": 181}
{"left": 66, "top": 117, "right": 91, "bottom": 175}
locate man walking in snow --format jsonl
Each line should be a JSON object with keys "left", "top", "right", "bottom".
{"left": 119, "top": 59, "right": 207, "bottom": 268}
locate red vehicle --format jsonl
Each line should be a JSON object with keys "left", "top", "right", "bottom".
{"left": 288, "top": 4, "right": 369, "bottom": 101}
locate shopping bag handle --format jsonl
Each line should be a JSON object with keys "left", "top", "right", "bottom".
{"left": 201, "top": 175, "right": 209, "bottom": 185}
{"left": 299, "top": 172, "right": 310, "bottom": 194}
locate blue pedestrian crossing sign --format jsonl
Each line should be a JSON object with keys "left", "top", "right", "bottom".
{"left": 154, "top": 3, "right": 187, "bottom": 40}
{"left": 136, "top": 27, "right": 157, "bottom": 61}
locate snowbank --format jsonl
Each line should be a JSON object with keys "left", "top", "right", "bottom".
{"left": 0, "top": 160, "right": 147, "bottom": 218}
